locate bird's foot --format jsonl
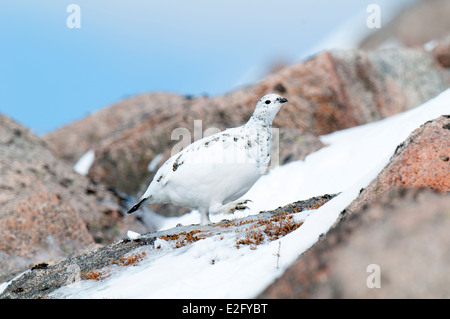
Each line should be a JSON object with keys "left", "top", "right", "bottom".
{"left": 224, "top": 199, "right": 252, "bottom": 214}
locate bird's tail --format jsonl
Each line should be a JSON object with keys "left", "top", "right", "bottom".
{"left": 127, "top": 196, "right": 151, "bottom": 214}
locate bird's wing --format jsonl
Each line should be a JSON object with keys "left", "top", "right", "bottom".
{"left": 150, "top": 126, "right": 258, "bottom": 186}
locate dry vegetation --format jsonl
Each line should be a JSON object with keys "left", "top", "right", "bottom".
{"left": 235, "top": 212, "right": 303, "bottom": 250}
{"left": 158, "top": 230, "right": 205, "bottom": 248}
{"left": 81, "top": 251, "right": 147, "bottom": 281}
{"left": 81, "top": 268, "right": 111, "bottom": 281}
{"left": 111, "top": 251, "right": 147, "bottom": 267}
{"left": 80, "top": 195, "right": 335, "bottom": 281}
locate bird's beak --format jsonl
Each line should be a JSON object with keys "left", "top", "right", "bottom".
{"left": 279, "top": 97, "right": 288, "bottom": 103}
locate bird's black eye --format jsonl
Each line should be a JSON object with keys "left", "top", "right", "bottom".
{"left": 265, "top": 100, "right": 271, "bottom": 104}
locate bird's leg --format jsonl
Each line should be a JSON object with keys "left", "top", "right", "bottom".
{"left": 199, "top": 208, "right": 211, "bottom": 225}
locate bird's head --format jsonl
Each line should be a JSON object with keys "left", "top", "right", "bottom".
{"left": 257, "top": 93, "right": 288, "bottom": 109}
{"left": 250, "top": 93, "right": 288, "bottom": 125}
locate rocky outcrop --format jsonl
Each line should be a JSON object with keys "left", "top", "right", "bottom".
{"left": 433, "top": 34, "right": 450, "bottom": 68}
{"left": 259, "top": 188, "right": 450, "bottom": 298}
{"left": 347, "top": 115, "right": 449, "bottom": 214}
{"left": 259, "top": 115, "right": 450, "bottom": 298}
{"left": 0, "top": 193, "right": 94, "bottom": 283}
{"left": 43, "top": 48, "right": 450, "bottom": 198}
{"left": 42, "top": 93, "right": 187, "bottom": 164}
{"left": 0, "top": 115, "right": 152, "bottom": 282}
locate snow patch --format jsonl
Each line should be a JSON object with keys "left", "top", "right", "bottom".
{"left": 73, "top": 149, "right": 95, "bottom": 175}
{"left": 127, "top": 230, "right": 142, "bottom": 240}
{"left": 147, "top": 153, "right": 164, "bottom": 172}
{"left": 424, "top": 39, "right": 438, "bottom": 52}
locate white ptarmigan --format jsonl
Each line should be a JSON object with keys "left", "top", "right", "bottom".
{"left": 127, "top": 93, "right": 288, "bottom": 224}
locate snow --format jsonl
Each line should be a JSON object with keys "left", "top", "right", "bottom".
{"left": 126, "top": 230, "right": 142, "bottom": 240}
{"left": 46, "top": 89, "right": 450, "bottom": 299}
{"left": 424, "top": 39, "right": 438, "bottom": 52}
{"left": 147, "top": 153, "right": 164, "bottom": 172}
{"left": 73, "top": 149, "right": 95, "bottom": 175}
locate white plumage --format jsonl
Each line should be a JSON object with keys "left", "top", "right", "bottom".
{"left": 127, "top": 93, "right": 288, "bottom": 224}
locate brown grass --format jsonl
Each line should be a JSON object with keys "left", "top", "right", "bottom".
{"left": 158, "top": 230, "right": 205, "bottom": 248}
{"left": 235, "top": 212, "right": 303, "bottom": 249}
{"left": 80, "top": 251, "right": 147, "bottom": 282}
{"left": 81, "top": 269, "right": 111, "bottom": 281}
{"left": 111, "top": 251, "right": 147, "bottom": 267}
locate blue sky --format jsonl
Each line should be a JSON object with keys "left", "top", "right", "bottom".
{"left": 0, "top": 0, "right": 414, "bottom": 135}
